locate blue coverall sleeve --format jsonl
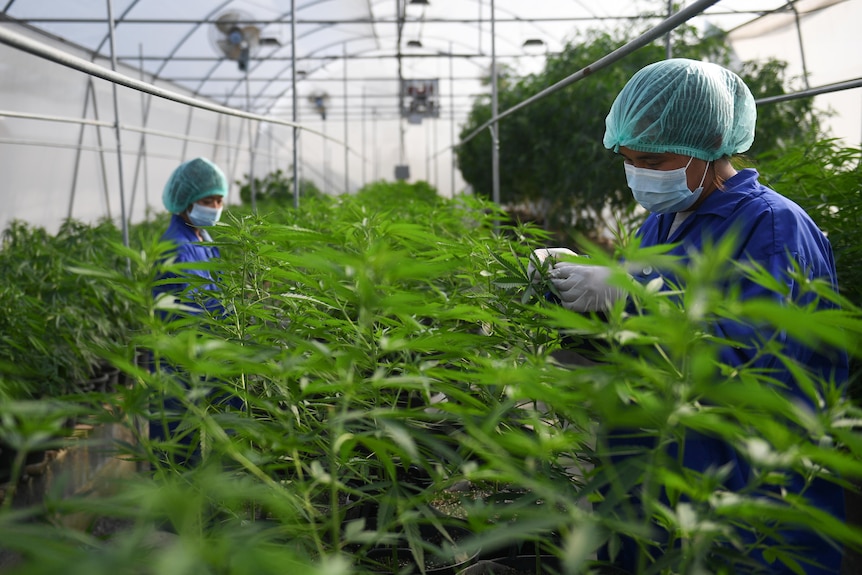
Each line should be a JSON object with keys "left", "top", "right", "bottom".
{"left": 153, "top": 241, "right": 225, "bottom": 317}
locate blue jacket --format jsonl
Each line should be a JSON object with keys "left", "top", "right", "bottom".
{"left": 153, "top": 214, "right": 224, "bottom": 316}
{"left": 634, "top": 168, "right": 847, "bottom": 392}
{"left": 610, "top": 169, "right": 847, "bottom": 574}
{"left": 148, "top": 214, "right": 231, "bottom": 455}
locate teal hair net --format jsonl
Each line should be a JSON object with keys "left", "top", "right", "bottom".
{"left": 603, "top": 59, "right": 756, "bottom": 161}
{"left": 162, "top": 157, "right": 228, "bottom": 214}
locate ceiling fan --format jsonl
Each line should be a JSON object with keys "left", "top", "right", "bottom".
{"left": 307, "top": 91, "right": 330, "bottom": 120}
{"left": 209, "top": 10, "right": 280, "bottom": 72}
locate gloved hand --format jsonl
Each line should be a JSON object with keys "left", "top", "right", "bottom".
{"left": 549, "top": 263, "right": 626, "bottom": 312}
{"left": 527, "top": 247, "right": 577, "bottom": 284}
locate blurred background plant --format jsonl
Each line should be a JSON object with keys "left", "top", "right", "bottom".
{"left": 457, "top": 24, "right": 824, "bottom": 249}
{"left": 1, "top": 171, "right": 859, "bottom": 574}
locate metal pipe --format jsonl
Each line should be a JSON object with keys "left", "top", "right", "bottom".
{"left": 0, "top": 138, "right": 182, "bottom": 158}
{"left": 343, "top": 42, "right": 349, "bottom": 193}
{"left": 111, "top": 51, "right": 572, "bottom": 62}
{"left": 90, "top": 79, "right": 113, "bottom": 221}
{"left": 67, "top": 81, "right": 94, "bottom": 220}
{"left": 788, "top": 1, "right": 811, "bottom": 90}
{"left": 433, "top": 109, "right": 439, "bottom": 188}
{"left": 291, "top": 0, "right": 300, "bottom": 208}
{"left": 212, "top": 114, "right": 224, "bottom": 164}
{"left": 268, "top": 126, "right": 273, "bottom": 175}
{"left": 458, "top": 0, "right": 721, "bottom": 147}
{"left": 361, "top": 86, "right": 367, "bottom": 187}
{"left": 180, "top": 107, "right": 195, "bottom": 162}
{"left": 396, "top": 0, "right": 406, "bottom": 169}
{"left": 490, "top": 0, "right": 500, "bottom": 205}
{"left": 322, "top": 119, "right": 328, "bottom": 194}
{"left": 372, "top": 108, "right": 379, "bottom": 182}
{"left": 246, "top": 69, "right": 257, "bottom": 212}
{"left": 425, "top": 119, "right": 431, "bottom": 182}
{"left": 106, "top": 0, "right": 129, "bottom": 256}
{"left": 19, "top": 15, "right": 742, "bottom": 25}
{"left": 0, "top": 25, "right": 336, "bottom": 142}
{"left": 127, "top": 43, "right": 148, "bottom": 221}
{"left": 665, "top": 0, "right": 673, "bottom": 59}
{"left": 0, "top": 109, "right": 264, "bottom": 151}
{"left": 449, "top": 42, "right": 455, "bottom": 197}
{"left": 229, "top": 118, "right": 246, "bottom": 196}
{"left": 755, "top": 76, "right": 862, "bottom": 105}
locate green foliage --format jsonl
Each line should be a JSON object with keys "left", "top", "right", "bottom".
{"left": 355, "top": 179, "right": 441, "bottom": 209}
{"left": 237, "top": 168, "right": 323, "bottom": 205}
{"left": 755, "top": 139, "right": 862, "bottom": 306}
{"left": 458, "top": 28, "right": 651, "bottom": 243}
{"left": 755, "top": 139, "right": 862, "bottom": 400}
{"left": 0, "top": 219, "right": 139, "bottom": 398}
{"left": 456, "top": 23, "right": 822, "bottom": 246}
{"left": 736, "top": 59, "right": 824, "bottom": 159}
{"left": 1, "top": 178, "right": 861, "bottom": 573}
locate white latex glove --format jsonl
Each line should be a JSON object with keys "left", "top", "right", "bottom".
{"left": 549, "top": 263, "right": 626, "bottom": 312}
{"left": 527, "top": 247, "right": 577, "bottom": 284}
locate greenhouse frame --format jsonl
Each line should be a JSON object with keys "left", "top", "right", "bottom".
{"left": 2, "top": 1, "right": 862, "bottom": 574}
{"left": 0, "top": 0, "right": 860, "bottom": 232}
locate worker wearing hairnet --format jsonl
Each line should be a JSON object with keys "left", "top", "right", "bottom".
{"left": 533, "top": 59, "right": 846, "bottom": 574}
{"left": 150, "top": 157, "right": 233, "bottom": 465}
{"left": 153, "top": 157, "right": 228, "bottom": 317}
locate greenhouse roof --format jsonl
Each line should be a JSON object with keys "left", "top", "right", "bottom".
{"left": 0, "top": 0, "right": 860, "bottom": 231}
{"left": 2, "top": 0, "right": 853, "bottom": 122}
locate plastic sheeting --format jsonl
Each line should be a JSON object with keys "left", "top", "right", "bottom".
{"left": 0, "top": 0, "right": 859, "bottom": 232}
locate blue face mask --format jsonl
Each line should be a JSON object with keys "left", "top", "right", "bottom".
{"left": 624, "top": 156, "right": 709, "bottom": 214}
{"left": 187, "top": 203, "right": 223, "bottom": 227}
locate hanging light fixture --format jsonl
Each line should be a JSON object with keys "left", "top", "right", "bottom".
{"left": 522, "top": 38, "right": 548, "bottom": 56}
{"left": 406, "top": 40, "right": 423, "bottom": 48}
{"left": 409, "top": 0, "right": 430, "bottom": 5}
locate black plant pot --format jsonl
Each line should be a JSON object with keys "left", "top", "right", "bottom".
{"left": 360, "top": 518, "right": 478, "bottom": 574}
{"left": 460, "top": 554, "right": 559, "bottom": 575}
{"left": 364, "top": 545, "right": 478, "bottom": 575}
{"left": 81, "top": 373, "right": 109, "bottom": 393}
{"left": 477, "top": 538, "right": 552, "bottom": 563}
{"left": 461, "top": 555, "right": 628, "bottom": 575}
{"left": 101, "top": 367, "right": 121, "bottom": 392}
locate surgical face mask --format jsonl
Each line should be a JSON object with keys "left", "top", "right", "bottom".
{"left": 187, "top": 202, "right": 223, "bottom": 227}
{"left": 624, "top": 156, "right": 709, "bottom": 214}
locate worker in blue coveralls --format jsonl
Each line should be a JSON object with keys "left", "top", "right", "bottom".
{"left": 533, "top": 59, "right": 847, "bottom": 574}
{"left": 153, "top": 157, "right": 228, "bottom": 317}
{"left": 149, "top": 157, "right": 237, "bottom": 465}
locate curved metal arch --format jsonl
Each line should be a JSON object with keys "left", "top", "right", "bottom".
{"left": 212, "top": 28, "right": 367, "bottom": 112}
{"left": 88, "top": 1, "right": 316, "bottom": 104}
{"left": 399, "top": 23, "right": 527, "bottom": 56}
{"left": 255, "top": 37, "right": 376, "bottom": 117}
{"left": 368, "top": 0, "right": 560, "bottom": 48}
{"left": 195, "top": 0, "right": 379, "bottom": 109}
{"left": 27, "top": 0, "right": 558, "bottom": 118}
{"left": 91, "top": 0, "right": 235, "bottom": 95}
{"left": 257, "top": 30, "right": 487, "bottom": 118}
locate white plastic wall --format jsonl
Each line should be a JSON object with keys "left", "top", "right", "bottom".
{"left": 729, "top": 0, "right": 862, "bottom": 147}
{"left": 0, "top": 24, "right": 261, "bottom": 234}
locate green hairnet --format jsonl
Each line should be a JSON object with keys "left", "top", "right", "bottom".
{"left": 162, "top": 157, "right": 228, "bottom": 214}
{"left": 603, "top": 59, "right": 756, "bottom": 161}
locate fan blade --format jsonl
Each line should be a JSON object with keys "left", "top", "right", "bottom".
{"left": 215, "top": 12, "right": 241, "bottom": 35}
{"left": 241, "top": 25, "right": 261, "bottom": 47}
{"left": 217, "top": 39, "right": 242, "bottom": 61}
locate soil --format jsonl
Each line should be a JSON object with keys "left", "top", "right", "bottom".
{"left": 429, "top": 480, "right": 496, "bottom": 519}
